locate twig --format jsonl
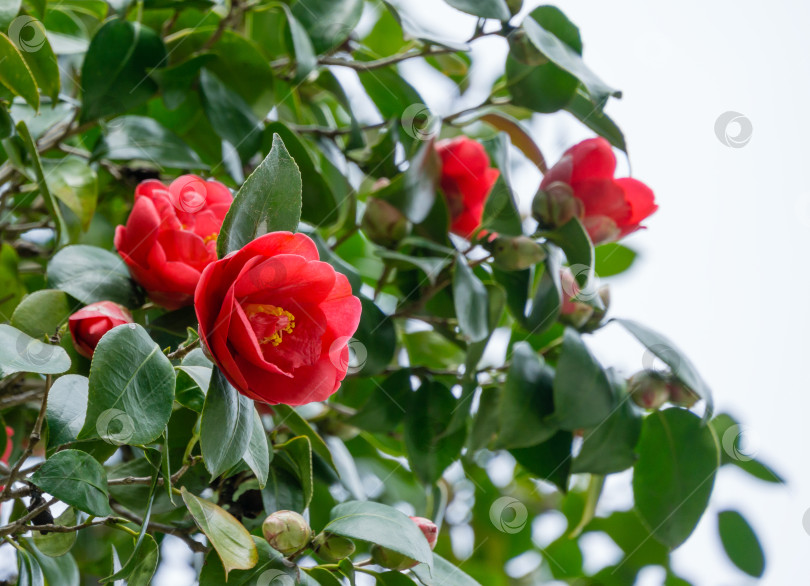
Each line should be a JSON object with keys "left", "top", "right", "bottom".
{"left": 167, "top": 339, "right": 200, "bottom": 361}
{"left": 0, "top": 497, "right": 58, "bottom": 537}
{"left": 318, "top": 47, "right": 458, "bottom": 71}
{"left": 110, "top": 503, "right": 208, "bottom": 553}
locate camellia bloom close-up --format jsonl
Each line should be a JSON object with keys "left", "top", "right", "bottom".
{"left": 436, "top": 136, "right": 500, "bottom": 237}
{"left": 114, "top": 175, "right": 233, "bottom": 309}
{"left": 195, "top": 232, "right": 362, "bottom": 405}
{"left": 535, "top": 137, "right": 658, "bottom": 244}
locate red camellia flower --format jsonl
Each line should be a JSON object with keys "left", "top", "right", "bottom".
{"left": 114, "top": 175, "right": 233, "bottom": 310}
{"left": 539, "top": 137, "right": 658, "bottom": 244}
{"left": 69, "top": 301, "right": 134, "bottom": 358}
{"left": 436, "top": 136, "right": 500, "bottom": 238}
{"left": 195, "top": 232, "right": 362, "bottom": 405}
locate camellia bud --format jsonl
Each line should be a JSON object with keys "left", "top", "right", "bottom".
{"left": 559, "top": 268, "right": 594, "bottom": 328}
{"left": 667, "top": 380, "right": 699, "bottom": 408}
{"left": 370, "top": 516, "right": 439, "bottom": 570}
{"left": 532, "top": 181, "right": 584, "bottom": 230}
{"left": 312, "top": 532, "right": 356, "bottom": 562}
{"left": 628, "top": 370, "right": 671, "bottom": 410}
{"left": 491, "top": 236, "right": 547, "bottom": 271}
{"left": 582, "top": 285, "right": 611, "bottom": 332}
{"left": 361, "top": 196, "right": 410, "bottom": 248}
{"left": 262, "top": 510, "right": 312, "bottom": 556}
{"left": 410, "top": 516, "right": 438, "bottom": 550}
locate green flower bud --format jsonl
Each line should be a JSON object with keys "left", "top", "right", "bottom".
{"left": 667, "top": 380, "right": 699, "bottom": 407}
{"left": 532, "top": 181, "right": 583, "bottom": 230}
{"left": 628, "top": 370, "right": 670, "bottom": 410}
{"left": 361, "top": 197, "right": 410, "bottom": 248}
{"left": 582, "top": 285, "right": 611, "bottom": 332}
{"left": 262, "top": 510, "right": 312, "bottom": 556}
{"left": 313, "top": 532, "right": 356, "bottom": 562}
{"left": 370, "top": 544, "right": 417, "bottom": 571}
{"left": 491, "top": 236, "right": 547, "bottom": 271}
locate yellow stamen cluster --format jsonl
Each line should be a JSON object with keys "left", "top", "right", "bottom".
{"left": 246, "top": 304, "right": 295, "bottom": 346}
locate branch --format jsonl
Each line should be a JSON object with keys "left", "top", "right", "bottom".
{"left": 318, "top": 47, "right": 458, "bottom": 71}
{"left": 111, "top": 503, "right": 208, "bottom": 553}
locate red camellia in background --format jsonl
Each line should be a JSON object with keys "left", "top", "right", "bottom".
{"left": 437, "top": 136, "right": 500, "bottom": 238}
{"left": 68, "top": 301, "right": 134, "bottom": 358}
{"left": 538, "top": 137, "right": 658, "bottom": 244}
{"left": 195, "top": 232, "right": 362, "bottom": 405}
{"left": 114, "top": 175, "right": 233, "bottom": 310}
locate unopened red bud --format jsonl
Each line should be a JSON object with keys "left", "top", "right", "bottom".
{"left": 628, "top": 371, "right": 670, "bottom": 410}
{"left": 361, "top": 197, "right": 410, "bottom": 248}
{"left": 410, "top": 516, "right": 438, "bottom": 550}
{"left": 313, "top": 532, "right": 356, "bottom": 562}
{"left": 667, "top": 380, "right": 699, "bottom": 407}
{"left": 491, "top": 236, "right": 547, "bottom": 271}
{"left": 532, "top": 181, "right": 584, "bottom": 230}
{"left": 262, "top": 510, "right": 312, "bottom": 556}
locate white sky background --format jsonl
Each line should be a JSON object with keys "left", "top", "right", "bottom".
{"left": 155, "top": 0, "right": 810, "bottom": 584}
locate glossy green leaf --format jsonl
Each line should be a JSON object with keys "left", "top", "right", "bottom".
{"left": 510, "top": 430, "right": 573, "bottom": 491}
{"left": 11, "top": 289, "right": 72, "bottom": 339}
{"left": 0, "top": 324, "right": 70, "bottom": 377}
{"left": 46, "top": 374, "right": 88, "bottom": 448}
{"left": 0, "top": 244, "right": 25, "bottom": 320}
{"left": 80, "top": 20, "right": 167, "bottom": 121}
{"left": 594, "top": 243, "right": 637, "bottom": 277}
{"left": 200, "top": 368, "right": 254, "bottom": 477}
{"left": 547, "top": 217, "right": 594, "bottom": 288}
{"left": 199, "top": 536, "right": 298, "bottom": 585}
{"left": 324, "top": 501, "right": 433, "bottom": 568}
{"left": 182, "top": 487, "right": 258, "bottom": 576}
{"left": 276, "top": 435, "right": 313, "bottom": 509}
{"left": 709, "top": 413, "right": 783, "bottom": 483}
{"left": 453, "top": 258, "right": 489, "bottom": 342}
{"left": 566, "top": 90, "right": 626, "bottom": 151}
{"left": 23, "top": 539, "right": 80, "bottom": 586}
{"left": 242, "top": 407, "right": 271, "bottom": 489}
{"left": 352, "top": 295, "right": 397, "bottom": 375}
{"left": 553, "top": 327, "right": 614, "bottom": 430}
{"left": 633, "top": 408, "right": 719, "bottom": 548}
{"left": 378, "top": 137, "right": 440, "bottom": 223}
{"left": 92, "top": 115, "right": 206, "bottom": 168}
{"left": 10, "top": 18, "right": 60, "bottom": 101}
{"left": 404, "top": 380, "right": 467, "bottom": 484}
{"left": 272, "top": 404, "right": 336, "bottom": 471}
{"left": 279, "top": 4, "right": 316, "bottom": 79}
{"left": 0, "top": 32, "right": 38, "bottom": 109}
{"left": 175, "top": 365, "right": 211, "bottom": 413}
{"left": 572, "top": 389, "right": 641, "bottom": 475}
{"left": 120, "top": 533, "right": 159, "bottom": 586}
{"left": 199, "top": 68, "right": 262, "bottom": 161}
{"left": 498, "top": 342, "right": 556, "bottom": 448}
{"left": 47, "top": 245, "right": 138, "bottom": 306}
{"left": 43, "top": 157, "right": 98, "bottom": 230}
{"left": 0, "top": 0, "right": 21, "bottom": 30}
{"left": 78, "top": 324, "right": 175, "bottom": 445}
{"left": 616, "top": 318, "right": 714, "bottom": 421}
{"left": 261, "top": 466, "right": 305, "bottom": 514}
{"left": 217, "top": 133, "right": 302, "bottom": 257}
{"left": 30, "top": 449, "right": 112, "bottom": 516}
{"left": 445, "top": 0, "right": 510, "bottom": 20}
{"left": 717, "top": 509, "right": 765, "bottom": 577}
{"left": 289, "top": 0, "right": 363, "bottom": 53}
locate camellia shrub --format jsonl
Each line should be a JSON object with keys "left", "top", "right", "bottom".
{"left": 0, "top": 1, "right": 782, "bottom": 584}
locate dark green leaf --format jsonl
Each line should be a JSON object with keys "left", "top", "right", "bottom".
{"left": 43, "top": 157, "right": 98, "bottom": 231}
{"left": 0, "top": 1, "right": 21, "bottom": 31}
{"left": 261, "top": 466, "right": 305, "bottom": 514}
{"left": 279, "top": 4, "right": 316, "bottom": 79}
{"left": 594, "top": 243, "right": 636, "bottom": 277}
{"left": 510, "top": 430, "right": 573, "bottom": 492}
{"left": 453, "top": 258, "right": 489, "bottom": 342}
{"left": 92, "top": 115, "right": 206, "bottom": 169}
{"left": 175, "top": 365, "right": 210, "bottom": 413}
{"left": 717, "top": 509, "right": 765, "bottom": 577}
{"left": 242, "top": 408, "right": 271, "bottom": 489}
{"left": 553, "top": 327, "right": 614, "bottom": 430}
{"left": 30, "top": 449, "right": 112, "bottom": 516}
{"left": 32, "top": 507, "right": 77, "bottom": 557}
{"left": 413, "top": 553, "right": 482, "bottom": 585}
{"left": 352, "top": 295, "right": 396, "bottom": 375}
{"left": 404, "top": 380, "right": 466, "bottom": 484}
{"left": 80, "top": 20, "right": 166, "bottom": 121}
{"left": 200, "top": 368, "right": 254, "bottom": 477}
{"left": 0, "top": 32, "right": 38, "bottom": 109}
{"left": 217, "top": 133, "right": 302, "bottom": 257}
{"left": 498, "top": 342, "right": 556, "bottom": 448}
{"left": 633, "top": 408, "right": 719, "bottom": 548}
{"left": 272, "top": 404, "right": 336, "bottom": 472}
{"left": 347, "top": 370, "right": 411, "bottom": 433}
{"left": 445, "top": 0, "right": 510, "bottom": 20}
{"left": 199, "top": 68, "right": 262, "bottom": 161}
{"left": 324, "top": 501, "right": 433, "bottom": 568}
{"left": 46, "top": 374, "right": 88, "bottom": 448}
{"left": 572, "top": 387, "right": 641, "bottom": 474}
{"left": 616, "top": 318, "right": 714, "bottom": 421}
{"left": 566, "top": 90, "right": 626, "bottom": 151}
{"left": 78, "top": 324, "right": 175, "bottom": 445}
{"left": 47, "top": 245, "right": 138, "bottom": 306}
{"left": 0, "top": 324, "right": 70, "bottom": 377}
{"left": 709, "top": 413, "right": 784, "bottom": 483}
{"left": 547, "top": 217, "right": 594, "bottom": 288}
{"left": 276, "top": 435, "right": 313, "bottom": 509}
{"left": 182, "top": 487, "right": 258, "bottom": 576}
{"left": 289, "top": 0, "right": 364, "bottom": 53}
